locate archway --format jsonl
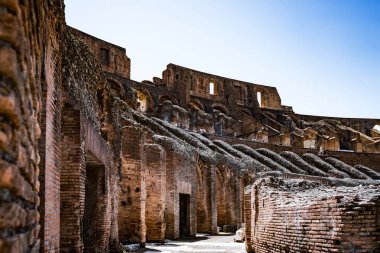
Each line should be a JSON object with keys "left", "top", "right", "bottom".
{"left": 212, "top": 103, "right": 229, "bottom": 115}
{"left": 107, "top": 79, "right": 125, "bottom": 97}
{"left": 136, "top": 90, "right": 149, "bottom": 112}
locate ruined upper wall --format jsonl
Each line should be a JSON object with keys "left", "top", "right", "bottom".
{"left": 69, "top": 27, "right": 131, "bottom": 79}
{"left": 154, "top": 64, "right": 282, "bottom": 112}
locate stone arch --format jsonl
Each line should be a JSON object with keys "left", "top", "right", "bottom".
{"left": 189, "top": 99, "right": 205, "bottom": 111}
{"left": 212, "top": 103, "right": 229, "bottom": 115}
{"left": 158, "top": 94, "right": 178, "bottom": 105}
{"left": 107, "top": 78, "right": 125, "bottom": 97}
{"left": 135, "top": 88, "right": 154, "bottom": 113}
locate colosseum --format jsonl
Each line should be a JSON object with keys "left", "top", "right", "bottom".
{"left": 0, "top": 1, "right": 379, "bottom": 253}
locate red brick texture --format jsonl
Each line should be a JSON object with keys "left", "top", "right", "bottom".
{"left": 164, "top": 147, "right": 197, "bottom": 239}
{"left": 245, "top": 177, "right": 380, "bottom": 252}
{"left": 60, "top": 105, "right": 113, "bottom": 252}
{"left": 119, "top": 126, "right": 146, "bottom": 244}
{"left": 0, "top": 0, "right": 63, "bottom": 252}
{"left": 196, "top": 163, "right": 217, "bottom": 234}
{"left": 142, "top": 144, "right": 167, "bottom": 242}
{"left": 216, "top": 166, "right": 242, "bottom": 229}
{"left": 60, "top": 104, "right": 84, "bottom": 252}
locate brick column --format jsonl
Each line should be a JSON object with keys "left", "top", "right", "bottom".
{"left": 164, "top": 146, "right": 197, "bottom": 239}
{"left": 119, "top": 126, "right": 146, "bottom": 244}
{"left": 60, "top": 105, "right": 85, "bottom": 252}
{"left": 196, "top": 164, "right": 217, "bottom": 234}
{"left": 244, "top": 187, "right": 253, "bottom": 253}
{"left": 142, "top": 144, "right": 166, "bottom": 242}
{"left": 164, "top": 148, "right": 178, "bottom": 239}
{"left": 216, "top": 167, "right": 227, "bottom": 227}
{"left": 209, "top": 165, "right": 218, "bottom": 234}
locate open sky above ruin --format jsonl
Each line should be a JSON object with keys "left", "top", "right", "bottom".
{"left": 65, "top": 0, "right": 380, "bottom": 119}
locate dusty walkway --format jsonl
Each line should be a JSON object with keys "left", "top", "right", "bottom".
{"left": 137, "top": 233, "right": 246, "bottom": 253}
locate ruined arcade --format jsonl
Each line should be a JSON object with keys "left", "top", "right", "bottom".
{"left": 0, "top": 1, "right": 379, "bottom": 253}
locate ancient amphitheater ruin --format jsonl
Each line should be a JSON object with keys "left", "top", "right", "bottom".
{"left": 0, "top": 1, "right": 379, "bottom": 252}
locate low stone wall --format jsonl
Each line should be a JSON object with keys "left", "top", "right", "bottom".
{"left": 245, "top": 177, "right": 380, "bottom": 252}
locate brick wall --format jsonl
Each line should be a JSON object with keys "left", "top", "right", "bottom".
{"left": 216, "top": 166, "right": 242, "bottom": 229}
{"left": 216, "top": 167, "right": 227, "bottom": 226}
{"left": 38, "top": 5, "right": 63, "bottom": 251}
{"left": 60, "top": 104, "right": 84, "bottom": 252}
{"left": 119, "top": 126, "right": 146, "bottom": 244}
{"left": 142, "top": 144, "right": 167, "bottom": 242}
{"left": 245, "top": 177, "right": 380, "bottom": 252}
{"left": 196, "top": 163, "right": 217, "bottom": 234}
{"left": 164, "top": 147, "right": 197, "bottom": 239}
{"left": 69, "top": 27, "right": 131, "bottom": 79}
{"left": 0, "top": 0, "right": 63, "bottom": 252}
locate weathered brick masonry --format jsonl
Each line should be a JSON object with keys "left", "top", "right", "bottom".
{"left": 119, "top": 126, "right": 147, "bottom": 244}
{"left": 245, "top": 177, "right": 380, "bottom": 252}
{"left": 142, "top": 144, "right": 166, "bottom": 242}
{"left": 0, "top": 0, "right": 62, "bottom": 252}
{"left": 1, "top": 1, "right": 380, "bottom": 252}
{"left": 160, "top": 140, "right": 197, "bottom": 239}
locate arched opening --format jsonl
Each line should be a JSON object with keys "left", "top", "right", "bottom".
{"left": 136, "top": 90, "right": 149, "bottom": 112}
{"left": 108, "top": 79, "right": 125, "bottom": 97}
{"left": 213, "top": 106, "right": 227, "bottom": 115}
{"left": 159, "top": 96, "right": 171, "bottom": 104}
{"left": 189, "top": 101, "right": 204, "bottom": 111}
{"left": 374, "top": 125, "right": 380, "bottom": 132}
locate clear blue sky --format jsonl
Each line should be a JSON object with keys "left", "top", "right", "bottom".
{"left": 65, "top": 0, "right": 380, "bottom": 119}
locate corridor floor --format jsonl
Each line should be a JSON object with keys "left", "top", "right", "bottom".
{"left": 137, "top": 233, "right": 246, "bottom": 253}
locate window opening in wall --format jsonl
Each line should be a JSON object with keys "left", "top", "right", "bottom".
{"left": 136, "top": 91, "right": 148, "bottom": 112}
{"left": 209, "top": 82, "right": 215, "bottom": 95}
{"left": 257, "top": 92, "right": 262, "bottom": 107}
{"left": 175, "top": 74, "right": 179, "bottom": 80}
{"left": 100, "top": 48, "right": 110, "bottom": 66}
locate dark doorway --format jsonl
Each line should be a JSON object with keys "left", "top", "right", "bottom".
{"left": 83, "top": 151, "right": 106, "bottom": 253}
{"left": 179, "top": 194, "right": 190, "bottom": 237}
